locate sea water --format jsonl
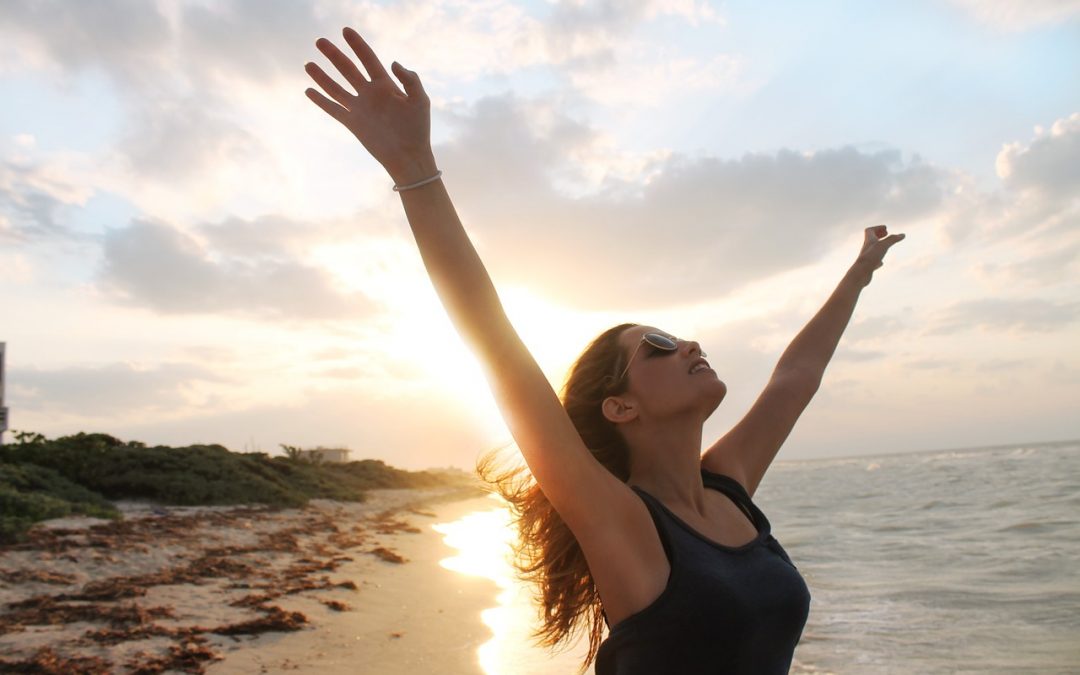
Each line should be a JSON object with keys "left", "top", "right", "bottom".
{"left": 436, "top": 440, "right": 1080, "bottom": 674}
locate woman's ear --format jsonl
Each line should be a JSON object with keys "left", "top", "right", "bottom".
{"left": 602, "top": 395, "right": 637, "bottom": 425}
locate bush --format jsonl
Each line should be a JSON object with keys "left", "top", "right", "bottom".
{"left": 0, "top": 462, "right": 119, "bottom": 543}
{"left": 0, "top": 431, "right": 477, "bottom": 542}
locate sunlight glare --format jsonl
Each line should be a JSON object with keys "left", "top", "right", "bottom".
{"left": 434, "top": 501, "right": 590, "bottom": 674}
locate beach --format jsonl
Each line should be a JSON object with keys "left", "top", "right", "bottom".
{"left": 0, "top": 487, "right": 498, "bottom": 674}
{"left": 3, "top": 440, "right": 1076, "bottom": 674}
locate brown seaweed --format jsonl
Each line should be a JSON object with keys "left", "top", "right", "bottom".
{"left": 0, "top": 646, "right": 112, "bottom": 674}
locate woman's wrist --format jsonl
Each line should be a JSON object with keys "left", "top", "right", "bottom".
{"left": 844, "top": 260, "right": 875, "bottom": 289}
{"left": 386, "top": 150, "right": 439, "bottom": 186}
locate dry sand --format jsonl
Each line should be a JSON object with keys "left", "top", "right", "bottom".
{"left": 0, "top": 487, "right": 500, "bottom": 674}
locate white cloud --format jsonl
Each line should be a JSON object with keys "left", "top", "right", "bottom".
{"left": 945, "top": 0, "right": 1080, "bottom": 32}
{"left": 0, "top": 155, "right": 94, "bottom": 241}
{"left": 928, "top": 297, "right": 1080, "bottom": 335}
{"left": 11, "top": 361, "right": 225, "bottom": 416}
{"left": 99, "top": 218, "right": 378, "bottom": 321}
{"left": 0, "top": 252, "right": 35, "bottom": 283}
{"left": 0, "top": 0, "right": 171, "bottom": 84}
{"left": 117, "top": 95, "right": 265, "bottom": 182}
{"left": 0, "top": 0, "right": 749, "bottom": 227}
{"left": 996, "top": 112, "right": 1080, "bottom": 202}
{"left": 178, "top": 0, "right": 325, "bottom": 84}
{"left": 435, "top": 93, "right": 944, "bottom": 308}
{"left": 341, "top": 0, "right": 548, "bottom": 80}
{"left": 313, "top": 0, "right": 751, "bottom": 129}
{"left": 935, "top": 112, "right": 1080, "bottom": 294}
{"left": 543, "top": 0, "right": 720, "bottom": 64}
{"left": 563, "top": 47, "right": 749, "bottom": 109}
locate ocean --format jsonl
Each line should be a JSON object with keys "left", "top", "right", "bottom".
{"left": 436, "top": 440, "right": 1080, "bottom": 674}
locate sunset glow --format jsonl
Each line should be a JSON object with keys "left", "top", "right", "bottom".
{"left": 2, "top": 1, "right": 1077, "bottom": 467}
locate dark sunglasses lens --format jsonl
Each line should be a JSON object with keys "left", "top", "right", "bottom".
{"left": 644, "top": 334, "right": 678, "bottom": 351}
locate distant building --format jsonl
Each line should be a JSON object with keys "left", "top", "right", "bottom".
{"left": 299, "top": 447, "right": 351, "bottom": 463}
{"left": 0, "top": 342, "right": 7, "bottom": 445}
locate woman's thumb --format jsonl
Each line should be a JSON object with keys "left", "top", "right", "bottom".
{"left": 392, "top": 62, "right": 424, "bottom": 96}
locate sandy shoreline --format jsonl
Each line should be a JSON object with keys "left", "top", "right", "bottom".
{"left": 0, "top": 487, "right": 500, "bottom": 674}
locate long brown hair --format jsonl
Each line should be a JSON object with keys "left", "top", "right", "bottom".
{"left": 477, "top": 323, "right": 637, "bottom": 672}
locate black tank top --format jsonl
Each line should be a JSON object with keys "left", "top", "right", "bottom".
{"left": 594, "top": 468, "right": 811, "bottom": 674}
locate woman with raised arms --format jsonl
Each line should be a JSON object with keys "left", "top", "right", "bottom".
{"left": 304, "top": 27, "right": 904, "bottom": 675}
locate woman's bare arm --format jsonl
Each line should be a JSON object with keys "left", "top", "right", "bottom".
{"left": 303, "top": 28, "right": 633, "bottom": 528}
{"left": 703, "top": 225, "right": 905, "bottom": 496}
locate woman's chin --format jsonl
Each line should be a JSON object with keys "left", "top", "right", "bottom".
{"left": 703, "top": 379, "right": 727, "bottom": 413}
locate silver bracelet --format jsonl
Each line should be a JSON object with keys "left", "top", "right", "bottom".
{"left": 392, "top": 170, "right": 443, "bottom": 192}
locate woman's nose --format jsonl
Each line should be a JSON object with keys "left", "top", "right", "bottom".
{"left": 682, "top": 340, "right": 706, "bottom": 358}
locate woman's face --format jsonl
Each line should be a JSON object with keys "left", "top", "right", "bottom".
{"left": 615, "top": 325, "right": 727, "bottom": 421}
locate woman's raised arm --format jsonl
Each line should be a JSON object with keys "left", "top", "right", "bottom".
{"left": 303, "top": 28, "right": 633, "bottom": 528}
{"left": 305, "top": 28, "right": 502, "bottom": 361}
{"left": 702, "top": 225, "right": 905, "bottom": 496}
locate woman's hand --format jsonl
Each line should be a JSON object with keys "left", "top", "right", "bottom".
{"left": 849, "top": 224, "right": 905, "bottom": 287}
{"left": 304, "top": 27, "right": 436, "bottom": 184}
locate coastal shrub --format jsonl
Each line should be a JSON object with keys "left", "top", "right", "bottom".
{"left": 0, "top": 463, "right": 118, "bottom": 543}
{"left": 0, "top": 432, "right": 477, "bottom": 541}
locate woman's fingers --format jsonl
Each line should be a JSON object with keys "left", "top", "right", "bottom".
{"left": 863, "top": 225, "right": 905, "bottom": 250}
{"left": 305, "top": 88, "right": 350, "bottom": 125}
{"left": 316, "top": 37, "right": 369, "bottom": 91}
{"left": 343, "top": 27, "right": 392, "bottom": 82}
{"left": 392, "top": 61, "right": 428, "bottom": 101}
{"left": 304, "top": 62, "right": 354, "bottom": 108}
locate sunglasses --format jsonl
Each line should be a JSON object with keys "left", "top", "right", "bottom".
{"left": 617, "top": 333, "right": 706, "bottom": 383}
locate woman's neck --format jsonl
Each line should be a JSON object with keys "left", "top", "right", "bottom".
{"left": 625, "top": 419, "right": 707, "bottom": 512}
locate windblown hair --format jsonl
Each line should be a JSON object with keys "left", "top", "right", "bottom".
{"left": 477, "top": 323, "right": 637, "bottom": 672}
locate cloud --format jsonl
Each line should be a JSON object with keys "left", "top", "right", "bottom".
{"left": 973, "top": 239, "right": 1080, "bottom": 287}
{"left": 944, "top": 0, "right": 1080, "bottom": 31}
{"left": 196, "top": 214, "right": 335, "bottom": 257}
{"left": 10, "top": 361, "right": 224, "bottom": 416}
{"left": 302, "top": 0, "right": 742, "bottom": 119}
{"left": 0, "top": 0, "right": 171, "bottom": 84}
{"left": 0, "top": 0, "right": 320, "bottom": 88}
{"left": 996, "top": 112, "right": 1080, "bottom": 203}
{"left": 539, "top": 0, "right": 742, "bottom": 107}
{"left": 846, "top": 314, "right": 911, "bottom": 342}
{"left": 117, "top": 95, "right": 264, "bottom": 182}
{"left": 0, "top": 0, "right": 746, "bottom": 213}
{"left": 338, "top": 0, "right": 546, "bottom": 80}
{"left": 544, "top": 0, "right": 721, "bottom": 68}
{"left": 0, "top": 252, "right": 35, "bottom": 283}
{"left": 0, "top": 0, "right": 291, "bottom": 188}
{"left": 936, "top": 112, "right": 1080, "bottom": 288}
{"left": 0, "top": 157, "right": 93, "bottom": 241}
{"left": 835, "top": 347, "right": 889, "bottom": 363}
{"left": 179, "top": 0, "right": 324, "bottom": 84}
{"left": 108, "top": 387, "right": 498, "bottom": 470}
{"left": 928, "top": 297, "right": 1080, "bottom": 335}
{"left": 436, "top": 94, "right": 945, "bottom": 308}
{"left": 100, "top": 218, "right": 377, "bottom": 321}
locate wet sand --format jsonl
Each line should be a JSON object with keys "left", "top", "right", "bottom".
{"left": 0, "top": 488, "right": 499, "bottom": 674}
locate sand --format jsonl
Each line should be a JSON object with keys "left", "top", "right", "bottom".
{"left": 0, "top": 487, "right": 500, "bottom": 674}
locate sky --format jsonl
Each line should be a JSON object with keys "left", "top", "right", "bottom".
{"left": 1, "top": 0, "right": 1078, "bottom": 470}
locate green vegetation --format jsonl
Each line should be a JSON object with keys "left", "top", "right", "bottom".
{"left": 0, "top": 431, "right": 474, "bottom": 543}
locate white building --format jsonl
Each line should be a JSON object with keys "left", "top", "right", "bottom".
{"left": 299, "top": 447, "right": 351, "bottom": 463}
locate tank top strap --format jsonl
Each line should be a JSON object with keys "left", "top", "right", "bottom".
{"left": 700, "top": 467, "right": 770, "bottom": 535}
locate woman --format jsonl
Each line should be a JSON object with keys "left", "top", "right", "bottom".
{"left": 305, "top": 28, "right": 904, "bottom": 674}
